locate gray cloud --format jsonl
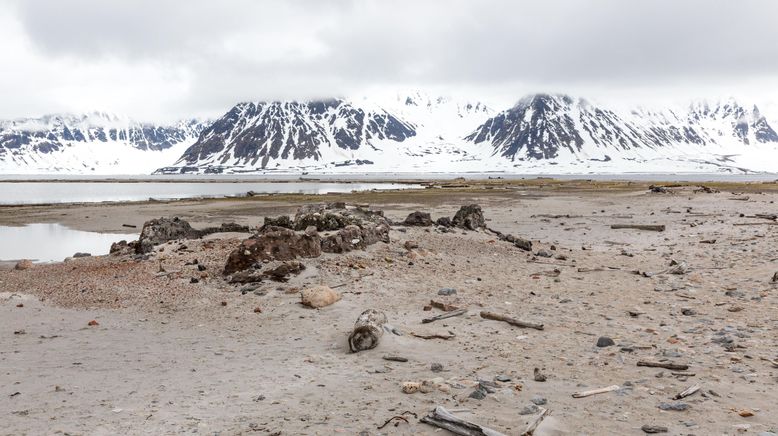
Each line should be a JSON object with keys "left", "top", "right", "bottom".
{"left": 3, "top": 0, "right": 778, "bottom": 120}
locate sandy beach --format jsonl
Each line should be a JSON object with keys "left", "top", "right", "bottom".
{"left": 2, "top": 180, "right": 778, "bottom": 435}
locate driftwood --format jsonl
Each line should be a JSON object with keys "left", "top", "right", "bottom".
{"left": 348, "top": 309, "right": 387, "bottom": 352}
{"left": 672, "top": 383, "right": 700, "bottom": 400}
{"left": 521, "top": 408, "right": 551, "bottom": 436}
{"left": 480, "top": 311, "right": 544, "bottom": 330}
{"left": 572, "top": 385, "right": 620, "bottom": 398}
{"left": 411, "top": 331, "right": 456, "bottom": 340}
{"left": 637, "top": 360, "right": 689, "bottom": 371}
{"left": 422, "top": 308, "right": 467, "bottom": 324}
{"left": 430, "top": 300, "right": 460, "bottom": 312}
{"left": 420, "top": 406, "right": 506, "bottom": 436}
{"left": 610, "top": 224, "right": 666, "bottom": 232}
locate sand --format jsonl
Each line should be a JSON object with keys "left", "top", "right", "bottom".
{"left": 2, "top": 181, "right": 778, "bottom": 435}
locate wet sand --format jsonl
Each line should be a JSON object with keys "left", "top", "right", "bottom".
{"left": 2, "top": 180, "right": 778, "bottom": 435}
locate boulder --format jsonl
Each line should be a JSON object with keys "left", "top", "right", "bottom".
{"left": 436, "top": 217, "right": 452, "bottom": 227}
{"left": 14, "top": 259, "right": 33, "bottom": 270}
{"left": 321, "top": 224, "right": 390, "bottom": 253}
{"left": 262, "top": 215, "right": 294, "bottom": 230}
{"left": 109, "top": 240, "right": 138, "bottom": 256}
{"left": 300, "top": 285, "right": 341, "bottom": 308}
{"left": 403, "top": 211, "right": 433, "bottom": 226}
{"left": 72, "top": 252, "right": 91, "bottom": 258}
{"left": 452, "top": 204, "right": 485, "bottom": 230}
{"left": 223, "top": 227, "right": 321, "bottom": 274}
{"left": 200, "top": 222, "right": 251, "bottom": 235}
{"left": 136, "top": 217, "right": 202, "bottom": 254}
{"left": 294, "top": 211, "right": 361, "bottom": 231}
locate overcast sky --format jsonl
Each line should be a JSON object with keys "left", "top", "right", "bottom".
{"left": 2, "top": 0, "right": 778, "bottom": 121}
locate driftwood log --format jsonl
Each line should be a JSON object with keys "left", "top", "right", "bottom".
{"left": 348, "top": 309, "right": 387, "bottom": 352}
{"left": 610, "top": 224, "right": 666, "bottom": 232}
{"left": 422, "top": 308, "right": 467, "bottom": 324}
{"left": 672, "top": 383, "right": 700, "bottom": 400}
{"left": 521, "top": 408, "right": 551, "bottom": 436}
{"left": 637, "top": 360, "right": 689, "bottom": 371}
{"left": 480, "top": 311, "right": 544, "bottom": 330}
{"left": 572, "top": 385, "right": 620, "bottom": 398}
{"left": 420, "top": 406, "right": 506, "bottom": 436}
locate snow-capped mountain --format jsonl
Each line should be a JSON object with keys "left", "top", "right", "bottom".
{"left": 0, "top": 113, "right": 207, "bottom": 174}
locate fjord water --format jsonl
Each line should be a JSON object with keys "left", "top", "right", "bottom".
{"left": 0, "top": 180, "right": 421, "bottom": 205}
{"left": 0, "top": 223, "right": 137, "bottom": 262}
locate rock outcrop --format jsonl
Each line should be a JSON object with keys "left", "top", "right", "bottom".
{"left": 223, "top": 227, "right": 322, "bottom": 274}
{"left": 452, "top": 204, "right": 486, "bottom": 230}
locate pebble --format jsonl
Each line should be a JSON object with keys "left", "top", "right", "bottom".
{"left": 519, "top": 404, "right": 540, "bottom": 415}
{"left": 438, "top": 288, "right": 457, "bottom": 296}
{"left": 530, "top": 395, "right": 547, "bottom": 405}
{"left": 494, "top": 375, "right": 511, "bottom": 382}
{"left": 596, "top": 336, "right": 616, "bottom": 347}
{"left": 658, "top": 402, "right": 689, "bottom": 411}
{"left": 469, "top": 388, "right": 487, "bottom": 400}
{"left": 430, "top": 363, "right": 443, "bottom": 372}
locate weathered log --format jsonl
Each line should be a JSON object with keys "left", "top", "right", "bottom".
{"left": 348, "top": 309, "right": 387, "bottom": 352}
{"left": 572, "top": 385, "right": 620, "bottom": 398}
{"left": 411, "top": 331, "right": 456, "bottom": 340}
{"left": 430, "top": 300, "right": 460, "bottom": 312}
{"left": 610, "top": 224, "right": 665, "bottom": 232}
{"left": 637, "top": 360, "right": 689, "bottom": 371}
{"left": 480, "top": 311, "right": 544, "bottom": 331}
{"left": 521, "top": 408, "right": 551, "bottom": 436}
{"left": 422, "top": 308, "right": 467, "bottom": 324}
{"left": 420, "top": 406, "right": 506, "bottom": 436}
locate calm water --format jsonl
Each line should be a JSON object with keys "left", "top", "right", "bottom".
{"left": 0, "top": 223, "right": 137, "bottom": 262}
{"left": 0, "top": 181, "right": 422, "bottom": 205}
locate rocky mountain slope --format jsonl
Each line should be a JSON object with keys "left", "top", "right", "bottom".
{"left": 0, "top": 113, "right": 206, "bottom": 174}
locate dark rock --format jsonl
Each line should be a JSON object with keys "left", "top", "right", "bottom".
{"left": 224, "top": 228, "right": 321, "bottom": 274}
{"left": 403, "top": 211, "right": 433, "bottom": 226}
{"left": 109, "top": 240, "right": 138, "bottom": 256}
{"left": 681, "top": 308, "right": 697, "bottom": 316}
{"left": 403, "top": 240, "right": 419, "bottom": 250}
{"left": 320, "top": 224, "right": 389, "bottom": 253}
{"left": 530, "top": 396, "right": 547, "bottom": 405}
{"left": 295, "top": 211, "right": 361, "bottom": 231}
{"left": 658, "top": 402, "right": 689, "bottom": 411}
{"left": 469, "top": 387, "right": 487, "bottom": 400}
{"left": 436, "top": 217, "right": 452, "bottom": 227}
{"left": 430, "top": 363, "right": 443, "bottom": 372}
{"left": 533, "top": 367, "right": 547, "bottom": 382}
{"left": 197, "top": 264, "right": 207, "bottom": 271}
{"left": 137, "top": 217, "right": 202, "bottom": 254}
{"left": 437, "top": 287, "right": 457, "bottom": 296}
{"left": 72, "top": 252, "right": 91, "bottom": 258}
{"left": 262, "top": 215, "right": 294, "bottom": 230}
{"left": 641, "top": 425, "right": 668, "bottom": 433}
{"left": 261, "top": 260, "right": 305, "bottom": 282}
{"left": 452, "top": 204, "right": 485, "bottom": 230}
{"left": 597, "top": 336, "right": 615, "bottom": 347}
{"left": 200, "top": 222, "right": 251, "bottom": 235}
{"left": 772, "top": 272, "right": 778, "bottom": 283}
{"left": 190, "top": 277, "right": 199, "bottom": 284}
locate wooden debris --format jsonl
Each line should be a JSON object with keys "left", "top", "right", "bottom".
{"left": 383, "top": 356, "right": 408, "bottom": 362}
{"left": 348, "top": 309, "right": 387, "bottom": 353}
{"left": 672, "top": 383, "right": 700, "bottom": 400}
{"left": 610, "top": 224, "right": 665, "bottom": 232}
{"left": 572, "top": 385, "right": 620, "bottom": 398}
{"left": 410, "top": 331, "right": 456, "bottom": 340}
{"left": 480, "top": 311, "right": 544, "bottom": 330}
{"left": 420, "top": 406, "right": 506, "bottom": 436}
{"left": 430, "top": 300, "right": 460, "bottom": 312}
{"left": 521, "top": 408, "right": 551, "bottom": 436}
{"left": 422, "top": 308, "right": 467, "bottom": 324}
{"left": 637, "top": 360, "right": 689, "bottom": 371}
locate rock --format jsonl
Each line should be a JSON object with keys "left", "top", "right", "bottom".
{"left": 197, "top": 264, "right": 207, "bottom": 271}
{"left": 199, "top": 222, "right": 251, "bottom": 235}
{"left": 295, "top": 211, "right": 362, "bottom": 231}
{"left": 597, "top": 336, "right": 616, "bottom": 347}
{"left": 136, "top": 217, "right": 202, "bottom": 254}
{"left": 452, "top": 204, "right": 486, "bottom": 230}
{"left": 519, "top": 404, "right": 540, "bottom": 415}
{"left": 658, "top": 402, "right": 689, "bottom": 411}
{"left": 436, "top": 217, "right": 452, "bottom": 227}
{"left": 403, "top": 240, "right": 419, "bottom": 250}
{"left": 681, "top": 308, "right": 697, "bottom": 316}
{"left": 536, "top": 249, "right": 553, "bottom": 258}
{"left": 87, "top": 320, "right": 99, "bottom": 326}
{"left": 223, "top": 227, "right": 321, "bottom": 274}
{"left": 190, "top": 277, "right": 199, "bottom": 284}
{"left": 320, "top": 224, "right": 390, "bottom": 253}
{"left": 304, "top": 225, "right": 318, "bottom": 236}
{"left": 402, "top": 382, "right": 421, "bottom": 394}
{"left": 641, "top": 425, "right": 668, "bottom": 433}
{"left": 503, "top": 234, "right": 533, "bottom": 251}
{"left": 300, "top": 285, "right": 341, "bottom": 308}
{"left": 430, "top": 363, "right": 444, "bottom": 372}
{"left": 109, "top": 240, "right": 138, "bottom": 256}
{"left": 533, "top": 367, "right": 547, "bottom": 382}
{"left": 262, "top": 260, "right": 305, "bottom": 282}
{"left": 72, "top": 252, "right": 91, "bottom": 258}
{"left": 772, "top": 272, "right": 778, "bottom": 283}
{"left": 494, "top": 375, "right": 511, "bottom": 382}
{"left": 530, "top": 396, "right": 547, "bottom": 405}
{"left": 469, "top": 387, "right": 487, "bottom": 400}
{"left": 14, "top": 259, "right": 33, "bottom": 270}
{"left": 262, "top": 215, "right": 294, "bottom": 230}
{"left": 437, "top": 287, "right": 457, "bottom": 296}
{"left": 403, "top": 211, "right": 433, "bottom": 226}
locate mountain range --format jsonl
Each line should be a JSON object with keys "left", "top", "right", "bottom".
{"left": 2, "top": 92, "right": 778, "bottom": 175}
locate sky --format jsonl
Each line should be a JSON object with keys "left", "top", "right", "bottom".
{"left": 1, "top": 0, "right": 778, "bottom": 122}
